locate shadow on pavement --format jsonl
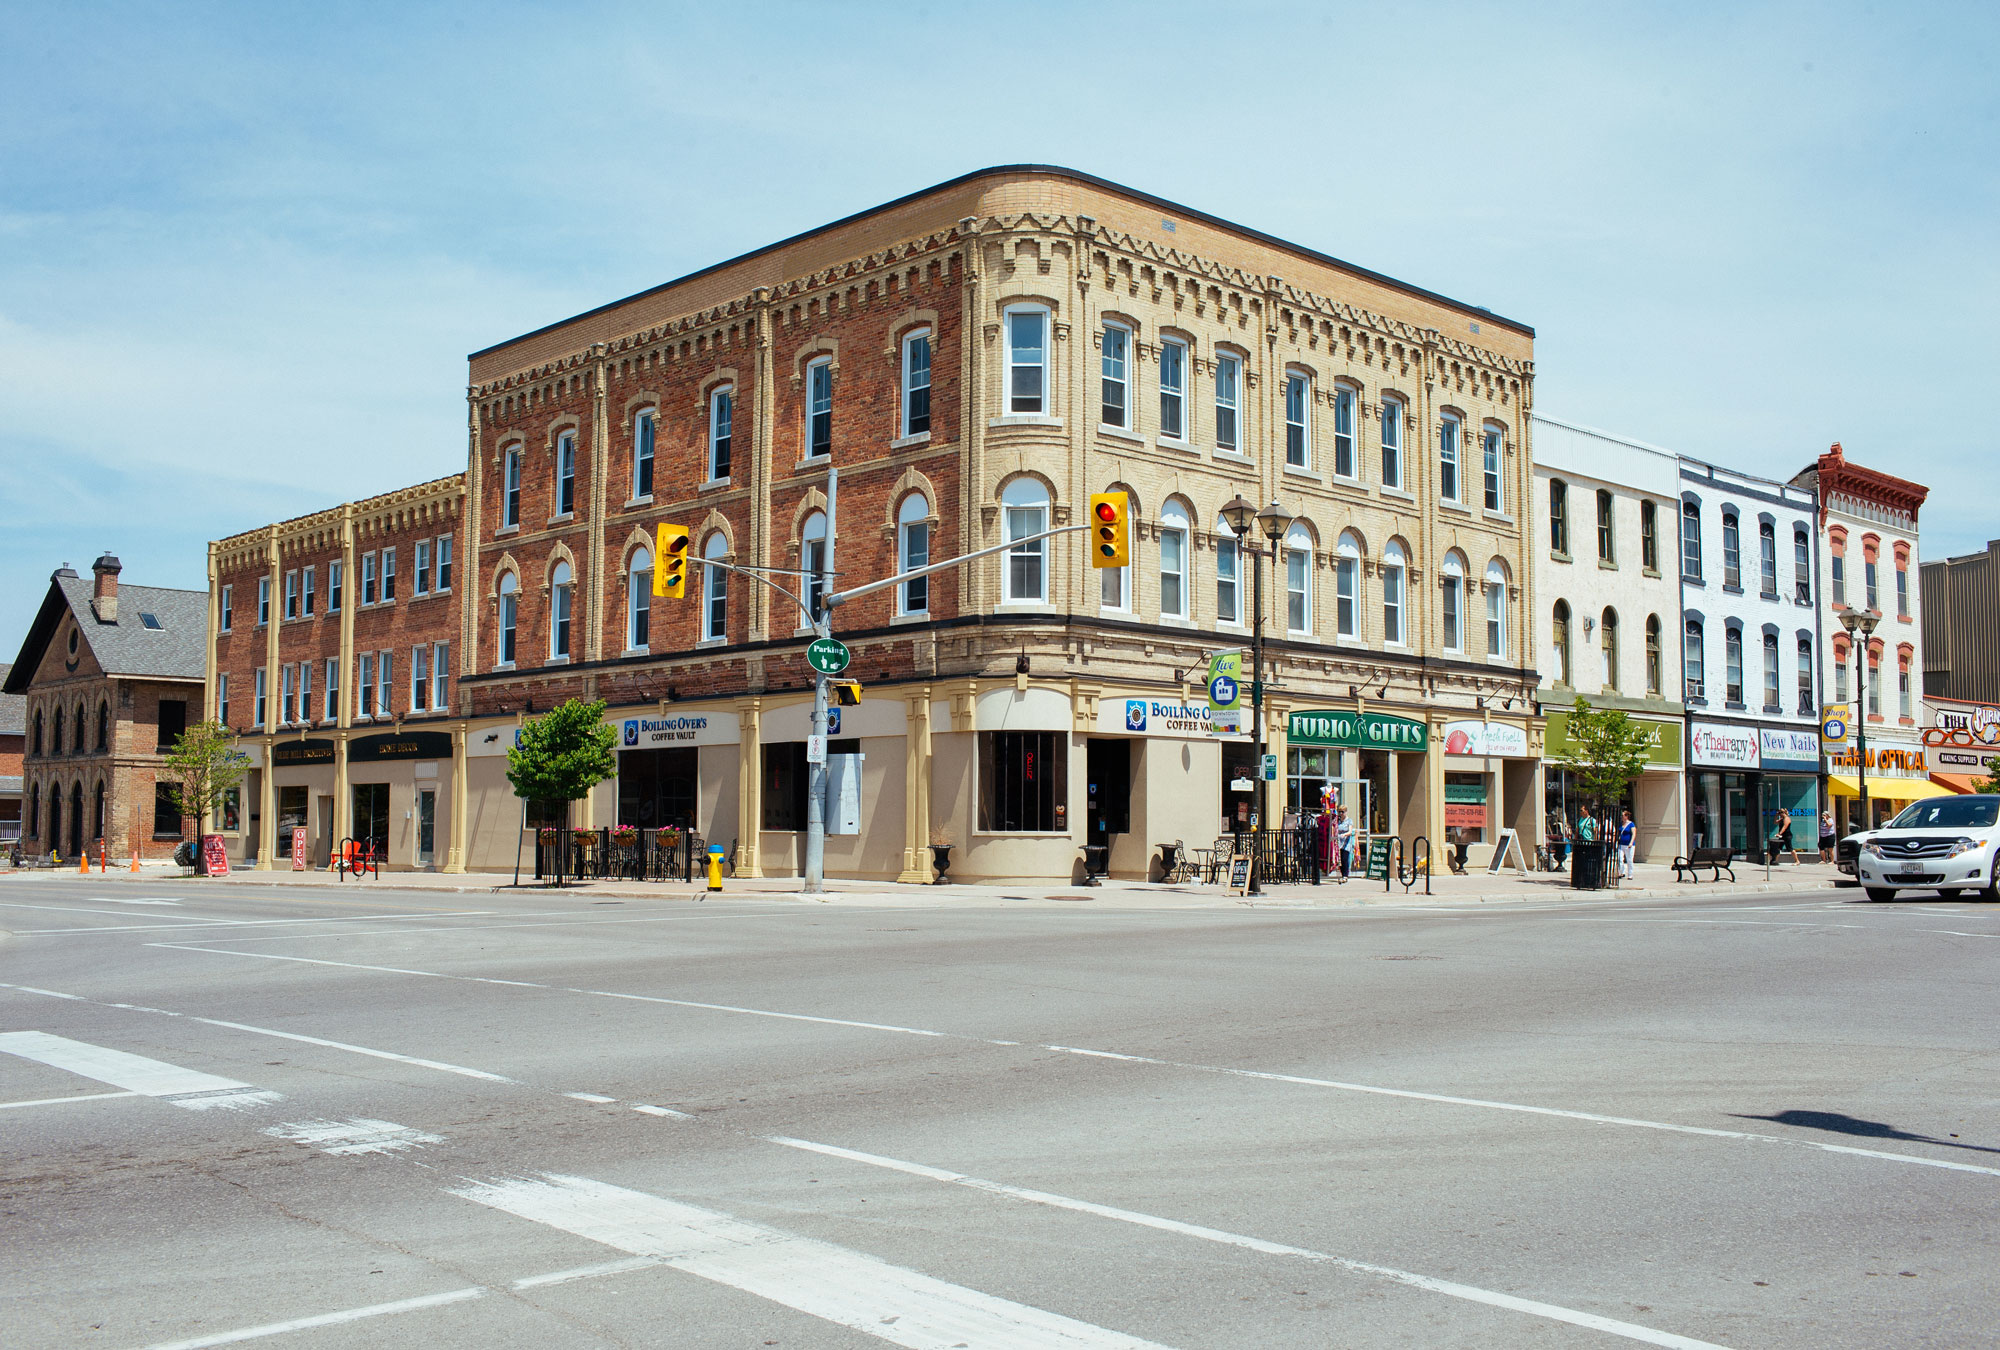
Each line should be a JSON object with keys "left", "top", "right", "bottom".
{"left": 1732, "top": 1109, "right": 1999, "bottom": 1155}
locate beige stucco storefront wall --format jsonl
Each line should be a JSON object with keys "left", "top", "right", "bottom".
{"left": 1085, "top": 690, "right": 1238, "bottom": 880}
{"left": 756, "top": 696, "right": 909, "bottom": 881}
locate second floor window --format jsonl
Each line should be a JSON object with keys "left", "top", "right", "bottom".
{"left": 1284, "top": 374, "right": 1309, "bottom": 468}
{"left": 503, "top": 447, "right": 522, "bottom": 528}
{"left": 899, "top": 495, "right": 930, "bottom": 616}
{"left": 325, "top": 657, "right": 338, "bottom": 722}
{"left": 1381, "top": 544, "right": 1405, "bottom": 645}
{"left": 704, "top": 534, "right": 729, "bottom": 642}
{"left": 901, "top": 333, "right": 930, "bottom": 438}
{"left": 709, "top": 387, "right": 733, "bottom": 479}
{"left": 556, "top": 432, "right": 576, "bottom": 516}
{"left": 1597, "top": 490, "right": 1615, "bottom": 563}
{"left": 1865, "top": 555, "right": 1879, "bottom": 610}
{"left": 1602, "top": 609, "right": 1619, "bottom": 690}
{"left": 806, "top": 360, "right": 832, "bottom": 457}
{"left": 628, "top": 547, "right": 651, "bottom": 651}
{"left": 1003, "top": 482, "right": 1047, "bottom": 602}
{"left": 1482, "top": 426, "right": 1503, "bottom": 512}
{"left": 1549, "top": 479, "right": 1569, "bottom": 554}
{"left": 1685, "top": 620, "right": 1705, "bottom": 699}
{"left": 1214, "top": 355, "right": 1240, "bottom": 451}
{"left": 1798, "top": 638, "right": 1814, "bottom": 714}
{"left": 1159, "top": 338, "right": 1186, "bottom": 440}
{"left": 357, "top": 654, "right": 374, "bottom": 718}
{"left": 1725, "top": 627, "right": 1744, "bottom": 704}
{"left": 220, "top": 584, "right": 232, "bottom": 632}
{"left": 1832, "top": 552, "right": 1847, "bottom": 604}
{"left": 550, "top": 562, "right": 573, "bottom": 659}
{"left": 1646, "top": 615, "right": 1662, "bottom": 696}
{"left": 633, "top": 411, "right": 656, "bottom": 498}
{"left": 1763, "top": 632, "right": 1780, "bottom": 709}
{"left": 218, "top": 673, "right": 230, "bottom": 725}
{"left": 1215, "top": 524, "right": 1239, "bottom": 625}
{"left": 497, "top": 573, "right": 518, "bottom": 667}
{"left": 1159, "top": 514, "right": 1188, "bottom": 618}
{"left": 410, "top": 644, "right": 429, "bottom": 712}
{"left": 1641, "top": 500, "right": 1659, "bottom": 572}
{"left": 1007, "top": 309, "right": 1046, "bottom": 413}
{"left": 1380, "top": 398, "right": 1403, "bottom": 488}
{"left": 1795, "top": 528, "right": 1811, "bottom": 603}
{"left": 1331, "top": 385, "right": 1355, "bottom": 478}
{"left": 1100, "top": 325, "right": 1129, "bottom": 428}
{"left": 801, "top": 513, "right": 828, "bottom": 620}
{"left": 254, "top": 668, "right": 268, "bottom": 729}
{"left": 1441, "top": 560, "right": 1464, "bottom": 652}
{"left": 1441, "top": 414, "right": 1462, "bottom": 502}
{"left": 1552, "top": 600, "right": 1572, "bottom": 686}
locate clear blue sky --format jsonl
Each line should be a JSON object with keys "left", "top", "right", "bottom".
{"left": 3, "top": 1, "right": 1996, "bottom": 648}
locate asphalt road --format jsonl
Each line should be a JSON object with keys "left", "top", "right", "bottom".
{"left": 2, "top": 877, "right": 1995, "bottom": 1349}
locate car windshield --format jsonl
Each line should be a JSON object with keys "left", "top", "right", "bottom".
{"left": 1887, "top": 797, "right": 2000, "bottom": 830}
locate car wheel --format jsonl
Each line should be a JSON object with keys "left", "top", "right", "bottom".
{"left": 1865, "top": 887, "right": 1896, "bottom": 902}
{"left": 1985, "top": 861, "right": 2000, "bottom": 903}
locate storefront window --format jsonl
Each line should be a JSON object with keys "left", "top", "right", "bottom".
{"left": 1445, "top": 772, "right": 1488, "bottom": 844}
{"left": 978, "top": 731, "right": 1067, "bottom": 833}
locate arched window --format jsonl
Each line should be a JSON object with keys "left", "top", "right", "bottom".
{"left": 1441, "top": 413, "right": 1463, "bottom": 502}
{"left": 1549, "top": 478, "right": 1569, "bottom": 554}
{"left": 1762, "top": 631, "right": 1780, "bottom": 709}
{"left": 1725, "top": 625, "right": 1744, "bottom": 704}
{"left": 702, "top": 533, "right": 729, "bottom": 642}
{"left": 1685, "top": 619, "right": 1706, "bottom": 699}
{"left": 1867, "top": 641, "right": 1882, "bottom": 718}
{"left": 1158, "top": 502, "right": 1190, "bottom": 619}
{"left": 96, "top": 700, "right": 108, "bottom": 753}
{"left": 1832, "top": 633, "right": 1851, "bottom": 703}
{"left": 805, "top": 358, "right": 833, "bottom": 458}
{"left": 1552, "top": 600, "right": 1572, "bottom": 686}
{"left": 497, "top": 571, "right": 519, "bottom": 668}
{"left": 1331, "top": 384, "right": 1357, "bottom": 477}
{"left": 1440, "top": 552, "right": 1465, "bottom": 653}
{"left": 1285, "top": 525, "right": 1314, "bottom": 633}
{"left": 1829, "top": 526, "right": 1848, "bottom": 604}
{"left": 1381, "top": 541, "right": 1407, "bottom": 645}
{"left": 1380, "top": 396, "right": 1404, "bottom": 488}
{"left": 901, "top": 331, "right": 931, "bottom": 439}
{"left": 1334, "top": 531, "right": 1362, "bottom": 639}
{"left": 1681, "top": 501, "right": 1703, "bottom": 580}
{"left": 32, "top": 708, "right": 42, "bottom": 757}
{"left": 800, "top": 512, "right": 828, "bottom": 620}
{"left": 1596, "top": 489, "right": 1615, "bottom": 563}
{"left": 1645, "top": 615, "right": 1663, "bottom": 696}
{"left": 1601, "top": 608, "right": 1619, "bottom": 691}
{"left": 1797, "top": 636, "right": 1814, "bottom": 715}
{"left": 1214, "top": 515, "right": 1242, "bottom": 626}
{"left": 1863, "top": 537, "right": 1880, "bottom": 610}
{"left": 709, "top": 385, "right": 734, "bottom": 480}
{"left": 1759, "top": 521, "right": 1778, "bottom": 597}
{"left": 1722, "top": 512, "right": 1741, "bottom": 588}
{"left": 1001, "top": 478, "right": 1049, "bottom": 603}
{"left": 1481, "top": 423, "right": 1505, "bottom": 512}
{"left": 898, "top": 494, "right": 931, "bottom": 616}
{"left": 1894, "top": 545, "right": 1911, "bottom": 618}
{"left": 1484, "top": 559, "right": 1508, "bottom": 658}
{"left": 1794, "top": 526, "right": 1811, "bottom": 603}
{"left": 48, "top": 786, "right": 61, "bottom": 856}
{"left": 549, "top": 561, "right": 573, "bottom": 660}
{"left": 1284, "top": 372, "right": 1310, "bottom": 468}
{"left": 632, "top": 407, "right": 657, "bottom": 500}
{"left": 53, "top": 706, "right": 64, "bottom": 757}
{"left": 29, "top": 783, "right": 39, "bottom": 840}
{"left": 554, "top": 430, "right": 576, "bottom": 517}
{"left": 628, "top": 546, "right": 652, "bottom": 652}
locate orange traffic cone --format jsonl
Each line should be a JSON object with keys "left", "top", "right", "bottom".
{"left": 131, "top": 848, "right": 140, "bottom": 873}
{"left": 78, "top": 850, "right": 89, "bottom": 875}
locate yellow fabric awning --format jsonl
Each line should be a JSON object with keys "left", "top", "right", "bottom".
{"left": 1826, "top": 774, "right": 1954, "bottom": 801}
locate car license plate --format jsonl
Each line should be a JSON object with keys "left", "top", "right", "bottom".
{"left": 1899, "top": 861, "right": 1923, "bottom": 873}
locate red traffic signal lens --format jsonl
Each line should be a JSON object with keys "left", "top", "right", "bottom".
{"left": 1095, "top": 501, "right": 1118, "bottom": 522}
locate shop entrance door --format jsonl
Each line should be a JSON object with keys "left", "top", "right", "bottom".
{"left": 1085, "top": 739, "right": 1131, "bottom": 851}
{"left": 417, "top": 790, "right": 436, "bottom": 867}
{"left": 315, "top": 796, "right": 334, "bottom": 867}
{"left": 1725, "top": 781, "right": 1750, "bottom": 853}
{"left": 618, "top": 748, "right": 700, "bottom": 832}
{"left": 351, "top": 783, "right": 391, "bottom": 855}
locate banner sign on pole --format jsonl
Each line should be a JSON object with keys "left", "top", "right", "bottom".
{"left": 1206, "top": 650, "right": 1242, "bottom": 735}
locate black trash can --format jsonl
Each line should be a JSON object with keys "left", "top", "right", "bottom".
{"left": 1570, "top": 840, "right": 1608, "bottom": 890}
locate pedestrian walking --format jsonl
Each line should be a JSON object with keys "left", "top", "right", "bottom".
{"left": 1766, "top": 807, "right": 1792, "bottom": 866}
{"left": 1819, "top": 814, "right": 1837, "bottom": 863}
{"left": 1616, "top": 808, "right": 1636, "bottom": 880}
{"left": 1335, "top": 806, "right": 1354, "bottom": 879}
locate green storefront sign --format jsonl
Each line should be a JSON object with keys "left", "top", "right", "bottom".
{"left": 1543, "top": 712, "right": 1681, "bottom": 766}
{"left": 1286, "top": 710, "right": 1429, "bottom": 751}
{"left": 1444, "top": 782, "right": 1487, "bottom": 804}
{"left": 1364, "top": 836, "right": 1393, "bottom": 881}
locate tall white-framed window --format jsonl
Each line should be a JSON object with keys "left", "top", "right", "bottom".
{"left": 1602, "top": 608, "right": 1620, "bottom": 691}
{"left": 411, "top": 644, "right": 430, "bottom": 712}
{"left": 898, "top": 494, "right": 930, "bottom": 616}
{"left": 1484, "top": 559, "right": 1508, "bottom": 658}
{"left": 284, "top": 570, "right": 298, "bottom": 621}
{"left": 1001, "top": 477, "right": 1049, "bottom": 603}
{"left": 628, "top": 546, "right": 652, "bottom": 652}
{"left": 376, "top": 651, "right": 391, "bottom": 717}
{"left": 1899, "top": 658, "right": 1912, "bottom": 719}
{"left": 280, "top": 663, "right": 295, "bottom": 725}
{"left": 254, "top": 667, "right": 267, "bottom": 730}
{"left": 1794, "top": 528, "right": 1811, "bottom": 603}
{"left": 436, "top": 537, "right": 452, "bottom": 592}
{"left": 1382, "top": 541, "right": 1407, "bottom": 646}
{"left": 1158, "top": 503, "right": 1189, "bottom": 619}
{"left": 328, "top": 559, "right": 343, "bottom": 612}
{"left": 1682, "top": 501, "right": 1704, "bottom": 580}
{"left": 1006, "top": 307, "right": 1048, "bottom": 414}
{"left": 633, "top": 410, "right": 656, "bottom": 499}
{"left": 1685, "top": 620, "right": 1706, "bottom": 700}
{"left": 1334, "top": 531, "right": 1362, "bottom": 640}
{"left": 805, "top": 359, "right": 832, "bottom": 458}
{"left": 1440, "top": 552, "right": 1465, "bottom": 653}
{"left": 1552, "top": 601, "right": 1573, "bottom": 686}
{"left": 708, "top": 385, "right": 733, "bottom": 480}
{"left": 497, "top": 572, "right": 518, "bottom": 668}
{"left": 257, "top": 576, "right": 270, "bottom": 625}
{"left": 1441, "top": 414, "right": 1463, "bottom": 503}
{"left": 1214, "top": 516, "right": 1241, "bottom": 626}
{"left": 298, "top": 662, "right": 311, "bottom": 724}
{"left": 801, "top": 512, "right": 828, "bottom": 621}
{"left": 324, "top": 657, "right": 338, "bottom": 722}
{"left": 1159, "top": 337, "right": 1187, "bottom": 440}
{"left": 220, "top": 584, "right": 233, "bottom": 633}
{"left": 432, "top": 641, "right": 449, "bottom": 711}
{"left": 901, "top": 331, "right": 931, "bottom": 438}
{"left": 1331, "top": 385, "right": 1356, "bottom": 478}
{"left": 555, "top": 431, "right": 576, "bottom": 516}
{"left": 1380, "top": 396, "right": 1404, "bottom": 488}
{"left": 1725, "top": 625, "right": 1744, "bottom": 704}
{"left": 1100, "top": 323, "right": 1129, "bottom": 429}
{"left": 1722, "top": 512, "right": 1742, "bottom": 588}
{"left": 1284, "top": 373, "right": 1309, "bottom": 468}
{"left": 1761, "top": 631, "right": 1780, "bottom": 710}
{"left": 502, "top": 447, "right": 522, "bottom": 528}
{"left": 217, "top": 672, "right": 230, "bottom": 726}
{"left": 549, "top": 562, "right": 572, "bottom": 659}
{"left": 356, "top": 653, "right": 374, "bottom": 719}
{"left": 702, "top": 534, "right": 729, "bottom": 642}
{"left": 1214, "top": 354, "right": 1240, "bottom": 452}
{"left": 413, "top": 540, "right": 430, "bottom": 596}
{"left": 1284, "top": 524, "right": 1313, "bottom": 633}
{"left": 360, "top": 552, "right": 376, "bottom": 606}
{"left": 1759, "top": 521, "right": 1778, "bottom": 597}
{"left": 1482, "top": 424, "right": 1504, "bottom": 512}
{"left": 381, "top": 546, "right": 396, "bottom": 601}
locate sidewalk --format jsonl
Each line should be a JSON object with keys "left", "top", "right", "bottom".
{"left": 4, "top": 856, "right": 1849, "bottom": 908}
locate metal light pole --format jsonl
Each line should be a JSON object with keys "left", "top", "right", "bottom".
{"left": 802, "top": 467, "right": 837, "bottom": 895}
{"left": 1840, "top": 607, "right": 1880, "bottom": 833}
{"left": 1222, "top": 496, "right": 1292, "bottom": 895}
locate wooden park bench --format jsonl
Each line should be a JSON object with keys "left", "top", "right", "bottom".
{"left": 1672, "top": 846, "right": 1738, "bottom": 883}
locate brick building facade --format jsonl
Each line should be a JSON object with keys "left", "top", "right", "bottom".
{"left": 6, "top": 558, "right": 206, "bottom": 863}
{"left": 210, "top": 166, "right": 1545, "bottom": 880}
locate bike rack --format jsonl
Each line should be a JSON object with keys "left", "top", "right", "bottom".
{"left": 1384, "top": 836, "right": 1432, "bottom": 895}
{"left": 337, "top": 836, "right": 379, "bottom": 881}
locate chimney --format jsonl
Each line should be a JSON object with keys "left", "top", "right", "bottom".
{"left": 92, "top": 553, "right": 122, "bottom": 623}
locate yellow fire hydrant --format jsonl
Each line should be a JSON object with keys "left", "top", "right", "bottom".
{"left": 705, "top": 846, "right": 725, "bottom": 895}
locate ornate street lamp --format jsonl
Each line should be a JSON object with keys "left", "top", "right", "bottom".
{"left": 1838, "top": 607, "right": 1881, "bottom": 831}
{"left": 1221, "top": 496, "right": 1293, "bottom": 894}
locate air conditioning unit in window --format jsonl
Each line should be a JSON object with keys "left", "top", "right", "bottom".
{"left": 1685, "top": 679, "right": 1705, "bottom": 701}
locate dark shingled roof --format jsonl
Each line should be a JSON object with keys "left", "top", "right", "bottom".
{"left": 0, "top": 663, "right": 23, "bottom": 736}
{"left": 2, "top": 574, "right": 206, "bottom": 695}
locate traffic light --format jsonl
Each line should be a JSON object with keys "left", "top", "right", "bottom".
{"left": 832, "top": 681, "right": 862, "bottom": 707}
{"left": 1089, "top": 492, "right": 1130, "bottom": 569}
{"left": 655, "top": 524, "right": 689, "bottom": 597}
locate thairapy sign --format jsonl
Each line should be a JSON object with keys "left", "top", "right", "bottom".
{"left": 1286, "top": 711, "right": 1429, "bottom": 752}
{"left": 1098, "top": 697, "right": 1221, "bottom": 739}
{"left": 1689, "top": 721, "right": 1760, "bottom": 769}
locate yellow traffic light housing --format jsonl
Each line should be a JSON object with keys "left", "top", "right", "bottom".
{"left": 655, "top": 524, "right": 690, "bottom": 598}
{"left": 833, "top": 682, "right": 862, "bottom": 707}
{"left": 1089, "top": 492, "right": 1130, "bottom": 569}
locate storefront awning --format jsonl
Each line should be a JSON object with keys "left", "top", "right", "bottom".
{"left": 1929, "top": 772, "right": 1984, "bottom": 795}
{"left": 1826, "top": 774, "right": 1954, "bottom": 801}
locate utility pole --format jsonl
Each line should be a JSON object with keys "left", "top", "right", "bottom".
{"left": 803, "top": 467, "right": 836, "bottom": 895}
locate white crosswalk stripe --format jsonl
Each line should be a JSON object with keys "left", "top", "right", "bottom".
{"left": 0, "top": 1031, "right": 280, "bottom": 1110}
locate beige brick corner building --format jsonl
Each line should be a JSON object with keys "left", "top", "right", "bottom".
{"left": 209, "top": 166, "right": 1544, "bottom": 880}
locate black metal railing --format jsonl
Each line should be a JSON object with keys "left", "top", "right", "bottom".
{"left": 533, "top": 828, "right": 708, "bottom": 883}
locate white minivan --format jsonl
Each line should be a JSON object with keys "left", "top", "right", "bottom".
{"left": 1852, "top": 795, "right": 2000, "bottom": 901}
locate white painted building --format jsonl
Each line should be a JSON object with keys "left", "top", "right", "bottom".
{"left": 1676, "top": 457, "right": 1822, "bottom": 855}
{"left": 1530, "top": 416, "right": 1687, "bottom": 861}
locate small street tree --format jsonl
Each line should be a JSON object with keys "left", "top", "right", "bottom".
{"left": 1553, "top": 695, "right": 1653, "bottom": 874}
{"left": 505, "top": 697, "right": 618, "bottom": 886}
{"left": 1975, "top": 756, "right": 2000, "bottom": 794}
{"left": 160, "top": 720, "right": 251, "bottom": 876}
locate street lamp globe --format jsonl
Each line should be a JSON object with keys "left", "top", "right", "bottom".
{"left": 1838, "top": 609, "right": 1861, "bottom": 636}
{"left": 1221, "top": 495, "right": 1256, "bottom": 538}
{"left": 1255, "top": 499, "right": 1293, "bottom": 543}
{"left": 1859, "top": 609, "right": 1881, "bottom": 636}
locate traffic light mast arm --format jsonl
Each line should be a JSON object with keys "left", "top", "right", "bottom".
{"left": 824, "top": 522, "right": 1089, "bottom": 610}
{"left": 690, "top": 556, "right": 824, "bottom": 635}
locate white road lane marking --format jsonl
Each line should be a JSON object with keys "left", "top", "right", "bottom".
{"left": 631, "top": 1103, "right": 692, "bottom": 1118}
{"left": 0, "top": 1090, "right": 140, "bottom": 1110}
{"left": 24, "top": 910, "right": 503, "bottom": 936}
{"left": 113, "top": 952, "right": 1999, "bottom": 1179}
{"left": 770, "top": 1136, "right": 1733, "bottom": 1350}
{"left": 510, "top": 1255, "right": 662, "bottom": 1288}
{"left": 564, "top": 1092, "right": 618, "bottom": 1102}
{"left": 86, "top": 896, "right": 182, "bottom": 905}
{"left": 138, "top": 1287, "right": 487, "bottom": 1350}
{"left": 450, "top": 1172, "right": 1173, "bottom": 1349}
{"left": 265, "top": 1117, "right": 444, "bottom": 1155}
{"left": 0, "top": 1031, "right": 280, "bottom": 1110}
